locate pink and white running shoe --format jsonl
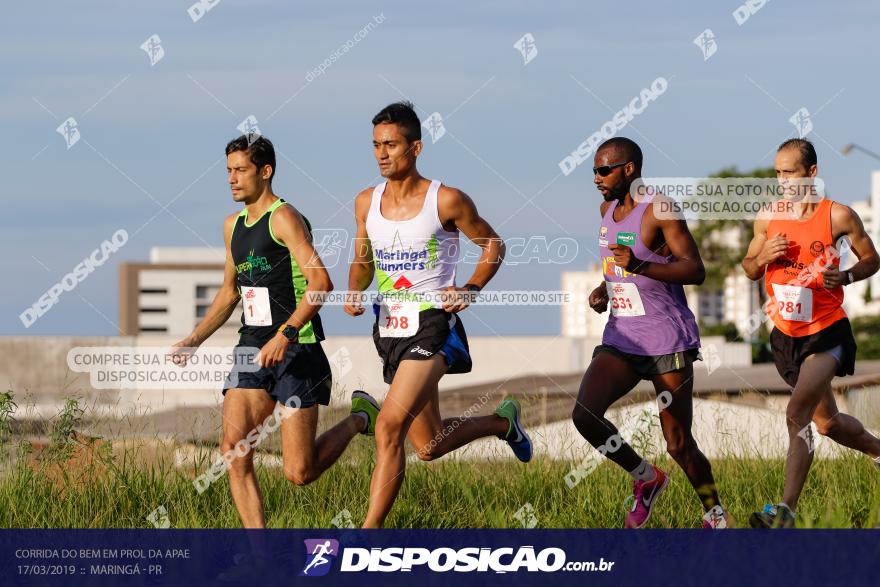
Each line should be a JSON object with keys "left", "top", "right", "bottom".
{"left": 624, "top": 465, "right": 669, "bottom": 528}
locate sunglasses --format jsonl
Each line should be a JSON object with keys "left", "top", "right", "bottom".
{"left": 592, "top": 162, "right": 628, "bottom": 177}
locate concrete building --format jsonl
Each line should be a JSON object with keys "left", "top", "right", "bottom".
{"left": 684, "top": 264, "right": 762, "bottom": 334}
{"left": 560, "top": 266, "right": 608, "bottom": 338}
{"left": 118, "top": 247, "right": 238, "bottom": 336}
{"left": 841, "top": 171, "right": 880, "bottom": 319}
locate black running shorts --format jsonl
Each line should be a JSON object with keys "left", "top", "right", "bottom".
{"left": 223, "top": 342, "right": 332, "bottom": 408}
{"left": 770, "top": 318, "right": 856, "bottom": 388}
{"left": 593, "top": 344, "right": 701, "bottom": 379}
{"left": 372, "top": 306, "right": 472, "bottom": 384}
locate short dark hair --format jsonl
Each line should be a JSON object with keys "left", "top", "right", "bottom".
{"left": 777, "top": 138, "right": 817, "bottom": 170}
{"left": 597, "top": 137, "right": 643, "bottom": 172}
{"left": 372, "top": 101, "right": 421, "bottom": 142}
{"left": 225, "top": 135, "right": 276, "bottom": 181}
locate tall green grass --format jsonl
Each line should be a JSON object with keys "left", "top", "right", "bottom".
{"left": 1, "top": 394, "right": 878, "bottom": 529}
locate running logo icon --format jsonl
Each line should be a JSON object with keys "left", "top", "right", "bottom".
{"left": 56, "top": 117, "right": 80, "bottom": 149}
{"left": 693, "top": 29, "right": 717, "bottom": 61}
{"left": 513, "top": 33, "right": 537, "bottom": 65}
{"left": 300, "top": 539, "right": 339, "bottom": 576}
{"left": 789, "top": 107, "right": 813, "bottom": 138}
{"left": 423, "top": 112, "right": 446, "bottom": 143}
{"left": 140, "top": 34, "right": 165, "bottom": 66}
{"left": 310, "top": 229, "right": 348, "bottom": 268}
{"left": 237, "top": 115, "right": 262, "bottom": 145}
{"left": 328, "top": 347, "right": 353, "bottom": 378}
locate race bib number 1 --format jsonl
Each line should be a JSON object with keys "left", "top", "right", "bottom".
{"left": 378, "top": 301, "right": 419, "bottom": 337}
{"left": 242, "top": 286, "right": 272, "bottom": 326}
{"left": 773, "top": 284, "right": 814, "bottom": 322}
{"left": 606, "top": 281, "right": 646, "bottom": 317}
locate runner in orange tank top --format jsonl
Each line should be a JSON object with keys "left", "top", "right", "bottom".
{"left": 742, "top": 139, "right": 880, "bottom": 528}
{"left": 764, "top": 197, "right": 847, "bottom": 337}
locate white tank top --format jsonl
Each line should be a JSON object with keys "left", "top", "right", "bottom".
{"left": 365, "top": 179, "right": 459, "bottom": 307}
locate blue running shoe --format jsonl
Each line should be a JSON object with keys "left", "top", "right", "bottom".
{"left": 494, "top": 396, "right": 532, "bottom": 462}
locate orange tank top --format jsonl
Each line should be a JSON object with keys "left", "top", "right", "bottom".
{"left": 764, "top": 198, "right": 846, "bottom": 337}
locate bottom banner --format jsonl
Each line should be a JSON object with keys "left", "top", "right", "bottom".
{"left": 1, "top": 529, "right": 877, "bottom": 586}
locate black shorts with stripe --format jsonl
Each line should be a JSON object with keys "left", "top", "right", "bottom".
{"left": 372, "top": 307, "right": 472, "bottom": 384}
{"left": 770, "top": 318, "right": 856, "bottom": 388}
{"left": 593, "top": 344, "right": 701, "bottom": 379}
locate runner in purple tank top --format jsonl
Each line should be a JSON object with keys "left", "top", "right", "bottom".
{"left": 570, "top": 137, "right": 731, "bottom": 528}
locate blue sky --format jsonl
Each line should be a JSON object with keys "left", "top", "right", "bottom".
{"left": 3, "top": 0, "right": 880, "bottom": 336}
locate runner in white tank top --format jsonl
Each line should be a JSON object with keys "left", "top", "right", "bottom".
{"left": 344, "top": 101, "right": 533, "bottom": 528}
{"left": 365, "top": 178, "right": 458, "bottom": 309}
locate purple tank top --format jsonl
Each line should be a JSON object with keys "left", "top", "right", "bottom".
{"left": 599, "top": 197, "right": 700, "bottom": 356}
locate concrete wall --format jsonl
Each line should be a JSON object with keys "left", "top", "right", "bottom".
{"left": 0, "top": 335, "right": 753, "bottom": 416}
{"left": 849, "top": 385, "right": 880, "bottom": 430}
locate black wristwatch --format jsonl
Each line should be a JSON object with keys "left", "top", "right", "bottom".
{"left": 279, "top": 323, "right": 300, "bottom": 341}
{"left": 845, "top": 270, "right": 855, "bottom": 285}
{"left": 464, "top": 283, "right": 481, "bottom": 303}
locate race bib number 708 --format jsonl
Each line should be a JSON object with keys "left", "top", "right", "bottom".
{"left": 378, "top": 301, "right": 419, "bottom": 337}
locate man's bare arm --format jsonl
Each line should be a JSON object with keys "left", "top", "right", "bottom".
{"left": 742, "top": 216, "right": 787, "bottom": 281}
{"left": 270, "top": 204, "right": 333, "bottom": 329}
{"left": 180, "top": 213, "right": 241, "bottom": 347}
{"left": 824, "top": 203, "right": 880, "bottom": 289}
{"left": 169, "top": 214, "right": 241, "bottom": 367}
{"left": 439, "top": 186, "right": 505, "bottom": 289}
{"left": 344, "top": 189, "right": 375, "bottom": 316}
{"left": 609, "top": 202, "right": 704, "bottom": 285}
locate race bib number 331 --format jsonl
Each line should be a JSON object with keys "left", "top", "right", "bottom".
{"left": 606, "top": 281, "right": 646, "bottom": 317}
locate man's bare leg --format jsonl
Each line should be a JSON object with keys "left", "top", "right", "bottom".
{"left": 571, "top": 351, "right": 644, "bottom": 470}
{"left": 653, "top": 366, "right": 722, "bottom": 512}
{"left": 280, "top": 404, "right": 366, "bottom": 485}
{"left": 812, "top": 386, "right": 880, "bottom": 458}
{"left": 222, "top": 388, "right": 278, "bottom": 528}
{"left": 406, "top": 379, "right": 508, "bottom": 461}
{"left": 362, "top": 357, "right": 448, "bottom": 528}
{"left": 782, "top": 353, "right": 838, "bottom": 510}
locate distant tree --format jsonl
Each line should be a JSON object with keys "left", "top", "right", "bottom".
{"left": 851, "top": 315, "right": 880, "bottom": 359}
{"left": 689, "top": 166, "right": 776, "bottom": 360}
{"left": 690, "top": 166, "right": 776, "bottom": 289}
{"left": 698, "top": 321, "right": 739, "bottom": 342}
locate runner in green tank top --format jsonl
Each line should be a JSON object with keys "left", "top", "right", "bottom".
{"left": 170, "top": 135, "right": 381, "bottom": 529}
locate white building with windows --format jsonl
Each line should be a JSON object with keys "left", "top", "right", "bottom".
{"left": 841, "top": 171, "right": 880, "bottom": 319}
{"left": 118, "top": 247, "right": 238, "bottom": 336}
{"left": 561, "top": 267, "right": 608, "bottom": 338}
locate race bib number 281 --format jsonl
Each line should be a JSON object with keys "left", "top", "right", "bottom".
{"left": 773, "top": 284, "right": 813, "bottom": 322}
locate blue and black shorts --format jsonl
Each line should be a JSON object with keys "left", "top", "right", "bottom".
{"left": 372, "top": 307, "right": 472, "bottom": 384}
{"left": 223, "top": 342, "right": 332, "bottom": 408}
